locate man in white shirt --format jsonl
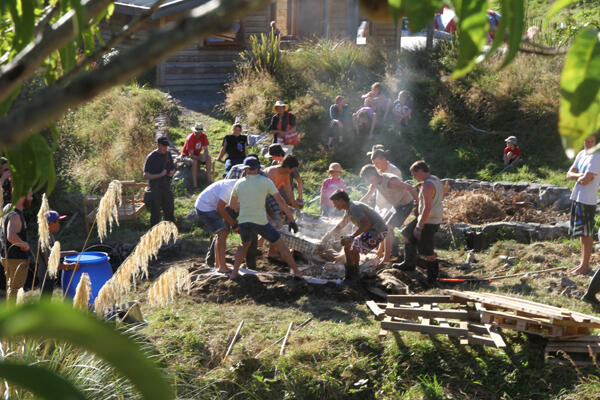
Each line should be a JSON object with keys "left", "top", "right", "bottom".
{"left": 566, "top": 134, "right": 600, "bottom": 276}
{"left": 195, "top": 179, "right": 238, "bottom": 273}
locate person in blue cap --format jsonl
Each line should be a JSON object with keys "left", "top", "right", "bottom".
{"left": 228, "top": 157, "right": 301, "bottom": 280}
{"left": 39, "top": 211, "right": 77, "bottom": 294}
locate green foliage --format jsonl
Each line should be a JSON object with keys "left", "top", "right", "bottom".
{"left": 452, "top": 0, "right": 490, "bottom": 78}
{"left": 241, "top": 30, "right": 283, "bottom": 78}
{"left": 559, "top": 28, "right": 600, "bottom": 156}
{"left": 0, "top": 300, "right": 173, "bottom": 399}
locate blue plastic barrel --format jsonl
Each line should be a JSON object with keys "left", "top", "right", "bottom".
{"left": 62, "top": 252, "right": 113, "bottom": 306}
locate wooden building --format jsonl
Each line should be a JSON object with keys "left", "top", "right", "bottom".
{"left": 106, "top": 0, "right": 398, "bottom": 91}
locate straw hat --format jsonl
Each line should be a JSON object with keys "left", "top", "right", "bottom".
{"left": 272, "top": 100, "right": 289, "bottom": 113}
{"left": 193, "top": 123, "right": 204, "bottom": 132}
{"left": 328, "top": 162, "right": 343, "bottom": 174}
{"left": 366, "top": 144, "right": 388, "bottom": 157}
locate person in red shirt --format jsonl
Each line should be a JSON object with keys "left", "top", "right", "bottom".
{"left": 503, "top": 136, "right": 521, "bottom": 166}
{"left": 182, "top": 123, "right": 212, "bottom": 187}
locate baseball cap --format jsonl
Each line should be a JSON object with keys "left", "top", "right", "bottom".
{"left": 157, "top": 136, "right": 169, "bottom": 146}
{"left": 243, "top": 157, "right": 261, "bottom": 170}
{"left": 45, "top": 210, "right": 67, "bottom": 223}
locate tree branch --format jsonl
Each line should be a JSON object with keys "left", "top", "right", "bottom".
{"left": 0, "top": 0, "right": 271, "bottom": 148}
{"left": 57, "top": 0, "right": 167, "bottom": 86}
{"left": 518, "top": 38, "right": 568, "bottom": 56}
{"left": 0, "top": 0, "right": 112, "bottom": 104}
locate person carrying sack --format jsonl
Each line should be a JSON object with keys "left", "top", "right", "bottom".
{"left": 1, "top": 190, "right": 33, "bottom": 301}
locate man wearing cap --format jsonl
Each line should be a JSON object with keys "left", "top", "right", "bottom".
{"left": 143, "top": 137, "right": 175, "bottom": 226}
{"left": 218, "top": 123, "right": 248, "bottom": 175}
{"left": 39, "top": 211, "right": 78, "bottom": 294}
{"left": 359, "top": 165, "right": 418, "bottom": 264}
{"left": 268, "top": 144, "right": 304, "bottom": 207}
{"left": 567, "top": 134, "right": 600, "bottom": 276}
{"left": 194, "top": 180, "right": 238, "bottom": 274}
{"left": 228, "top": 157, "right": 301, "bottom": 280}
{"left": 182, "top": 123, "right": 212, "bottom": 188}
{"left": 503, "top": 136, "right": 521, "bottom": 166}
{"left": 269, "top": 101, "right": 297, "bottom": 144}
{"left": 393, "top": 160, "right": 443, "bottom": 285}
{"left": 1, "top": 189, "right": 33, "bottom": 301}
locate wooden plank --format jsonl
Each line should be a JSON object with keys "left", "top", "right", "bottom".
{"left": 549, "top": 335, "right": 600, "bottom": 342}
{"left": 466, "top": 334, "right": 498, "bottom": 347}
{"left": 484, "top": 323, "right": 506, "bottom": 348}
{"left": 366, "top": 301, "right": 386, "bottom": 320}
{"left": 467, "top": 323, "right": 490, "bottom": 335}
{"left": 386, "top": 295, "right": 462, "bottom": 303}
{"left": 545, "top": 345, "right": 600, "bottom": 353}
{"left": 385, "top": 307, "right": 470, "bottom": 320}
{"left": 459, "top": 321, "right": 469, "bottom": 345}
{"left": 381, "top": 319, "right": 469, "bottom": 336}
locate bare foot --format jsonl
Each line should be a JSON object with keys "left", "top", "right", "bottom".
{"left": 218, "top": 266, "right": 232, "bottom": 274}
{"left": 229, "top": 271, "right": 238, "bottom": 279}
{"left": 570, "top": 266, "right": 590, "bottom": 275}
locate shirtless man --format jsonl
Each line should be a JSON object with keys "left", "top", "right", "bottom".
{"left": 264, "top": 155, "right": 301, "bottom": 210}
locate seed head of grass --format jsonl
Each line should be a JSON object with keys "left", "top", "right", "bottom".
{"left": 73, "top": 273, "right": 92, "bottom": 310}
{"left": 16, "top": 288, "right": 25, "bottom": 305}
{"left": 47, "top": 241, "right": 61, "bottom": 279}
{"left": 96, "top": 180, "right": 122, "bottom": 242}
{"left": 94, "top": 221, "right": 178, "bottom": 314}
{"left": 147, "top": 267, "right": 191, "bottom": 307}
{"left": 37, "top": 193, "right": 51, "bottom": 251}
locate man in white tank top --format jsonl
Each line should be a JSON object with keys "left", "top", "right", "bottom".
{"left": 393, "top": 160, "right": 443, "bottom": 285}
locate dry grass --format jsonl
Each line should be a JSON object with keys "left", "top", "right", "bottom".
{"left": 37, "top": 193, "right": 50, "bottom": 252}
{"left": 96, "top": 180, "right": 122, "bottom": 242}
{"left": 94, "top": 221, "right": 179, "bottom": 314}
{"left": 147, "top": 267, "right": 191, "bottom": 307}
{"left": 47, "top": 241, "right": 61, "bottom": 279}
{"left": 73, "top": 273, "right": 91, "bottom": 310}
{"left": 444, "top": 188, "right": 566, "bottom": 225}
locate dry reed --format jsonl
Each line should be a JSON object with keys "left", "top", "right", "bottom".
{"left": 96, "top": 180, "right": 122, "bottom": 242}
{"left": 73, "top": 273, "right": 92, "bottom": 310}
{"left": 37, "top": 194, "right": 51, "bottom": 251}
{"left": 47, "top": 241, "right": 61, "bottom": 279}
{"left": 147, "top": 267, "right": 191, "bottom": 307}
{"left": 94, "top": 221, "right": 179, "bottom": 314}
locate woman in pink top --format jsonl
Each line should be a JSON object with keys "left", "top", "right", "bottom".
{"left": 320, "top": 163, "right": 347, "bottom": 217}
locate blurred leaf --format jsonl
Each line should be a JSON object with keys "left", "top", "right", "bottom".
{"left": 399, "top": 0, "right": 443, "bottom": 33}
{"left": 500, "top": 0, "right": 524, "bottom": 68}
{"left": 59, "top": 41, "right": 77, "bottom": 74}
{"left": 70, "top": 0, "right": 88, "bottom": 36}
{"left": 0, "top": 361, "right": 87, "bottom": 400}
{"left": 452, "top": 0, "right": 489, "bottom": 79}
{"left": 6, "top": 133, "right": 56, "bottom": 199}
{"left": 560, "top": 29, "right": 600, "bottom": 156}
{"left": 388, "top": 0, "right": 402, "bottom": 23}
{"left": 0, "top": 301, "right": 174, "bottom": 400}
{"left": 547, "top": 0, "right": 579, "bottom": 20}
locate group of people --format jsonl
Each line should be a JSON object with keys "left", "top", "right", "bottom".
{"left": 328, "top": 83, "right": 413, "bottom": 146}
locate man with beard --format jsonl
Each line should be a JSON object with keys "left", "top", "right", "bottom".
{"left": 1, "top": 189, "right": 33, "bottom": 300}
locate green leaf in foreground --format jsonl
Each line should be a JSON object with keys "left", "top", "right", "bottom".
{"left": 397, "top": 0, "right": 444, "bottom": 33}
{"left": 0, "top": 301, "right": 174, "bottom": 400}
{"left": 559, "top": 29, "right": 600, "bottom": 157}
{"left": 547, "top": 0, "right": 579, "bottom": 20}
{"left": 0, "top": 361, "right": 87, "bottom": 400}
{"left": 452, "top": 0, "right": 489, "bottom": 79}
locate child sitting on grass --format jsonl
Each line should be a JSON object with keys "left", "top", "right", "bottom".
{"left": 503, "top": 136, "right": 521, "bottom": 165}
{"left": 320, "top": 163, "right": 347, "bottom": 217}
{"left": 392, "top": 90, "right": 413, "bottom": 126}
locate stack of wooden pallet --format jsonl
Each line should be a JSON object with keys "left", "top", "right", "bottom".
{"left": 367, "top": 290, "right": 600, "bottom": 364}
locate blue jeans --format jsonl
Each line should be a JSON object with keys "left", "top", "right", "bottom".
{"left": 225, "top": 158, "right": 245, "bottom": 174}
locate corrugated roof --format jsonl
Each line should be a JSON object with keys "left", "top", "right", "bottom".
{"left": 114, "top": 0, "right": 211, "bottom": 18}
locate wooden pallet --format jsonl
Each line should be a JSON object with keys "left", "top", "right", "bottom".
{"left": 367, "top": 295, "right": 506, "bottom": 348}
{"left": 545, "top": 336, "right": 600, "bottom": 366}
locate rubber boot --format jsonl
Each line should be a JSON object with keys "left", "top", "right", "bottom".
{"left": 582, "top": 269, "right": 600, "bottom": 306}
{"left": 345, "top": 264, "right": 360, "bottom": 282}
{"left": 392, "top": 243, "right": 416, "bottom": 271}
{"left": 425, "top": 260, "right": 439, "bottom": 285}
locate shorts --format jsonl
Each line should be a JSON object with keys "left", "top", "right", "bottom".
{"left": 352, "top": 231, "right": 387, "bottom": 254}
{"left": 239, "top": 222, "right": 281, "bottom": 244}
{"left": 196, "top": 210, "right": 226, "bottom": 233}
{"left": 402, "top": 218, "right": 439, "bottom": 256}
{"left": 383, "top": 201, "right": 414, "bottom": 228}
{"left": 570, "top": 201, "right": 596, "bottom": 237}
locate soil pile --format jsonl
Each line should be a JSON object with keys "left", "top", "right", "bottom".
{"left": 444, "top": 188, "right": 566, "bottom": 225}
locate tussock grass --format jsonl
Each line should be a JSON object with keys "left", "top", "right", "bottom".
{"left": 147, "top": 266, "right": 191, "bottom": 307}
{"left": 96, "top": 180, "right": 122, "bottom": 242}
{"left": 47, "top": 241, "right": 60, "bottom": 279}
{"left": 37, "top": 193, "right": 50, "bottom": 252}
{"left": 73, "top": 272, "right": 91, "bottom": 310}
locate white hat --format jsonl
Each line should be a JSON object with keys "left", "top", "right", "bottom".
{"left": 193, "top": 123, "right": 204, "bottom": 132}
{"left": 505, "top": 136, "right": 517, "bottom": 145}
{"left": 272, "top": 101, "right": 289, "bottom": 113}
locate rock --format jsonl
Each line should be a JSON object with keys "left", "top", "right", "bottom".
{"left": 560, "top": 286, "right": 573, "bottom": 297}
{"left": 545, "top": 286, "right": 553, "bottom": 293}
{"left": 507, "top": 257, "right": 518, "bottom": 263}
{"left": 458, "top": 263, "right": 471, "bottom": 271}
{"left": 531, "top": 243, "right": 544, "bottom": 248}
{"left": 561, "top": 277, "right": 577, "bottom": 288}
{"left": 532, "top": 254, "right": 545, "bottom": 263}
{"left": 549, "top": 281, "right": 557, "bottom": 287}
{"left": 502, "top": 263, "right": 512, "bottom": 270}
{"left": 466, "top": 251, "right": 476, "bottom": 264}
{"left": 499, "top": 255, "right": 509, "bottom": 262}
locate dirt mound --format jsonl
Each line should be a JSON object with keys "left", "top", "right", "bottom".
{"left": 444, "top": 188, "right": 566, "bottom": 225}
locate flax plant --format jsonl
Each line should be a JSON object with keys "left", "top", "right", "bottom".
{"left": 94, "top": 221, "right": 179, "bottom": 314}
{"left": 73, "top": 273, "right": 91, "bottom": 310}
{"left": 147, "top": 267, "right": 191, "bottom": 307}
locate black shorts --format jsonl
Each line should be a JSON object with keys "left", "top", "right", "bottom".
{"left": 570, "top": 201, "right": 596, "bottom": 237}
{"left": 401, "top": 218, "right": 439, "bottom": 256}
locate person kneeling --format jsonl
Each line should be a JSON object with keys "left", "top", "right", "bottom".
{"left": 325, "top": 190, "right": 387, "bottom": 281}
